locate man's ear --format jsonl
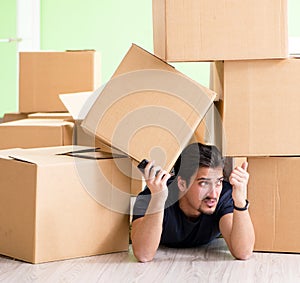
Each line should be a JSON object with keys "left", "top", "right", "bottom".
{"left": 177, "top": 176, "right": 187, "bottom": 192}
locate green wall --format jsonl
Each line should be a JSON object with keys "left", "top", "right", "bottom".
{"left": 40, "top": 0, "right": 210, "bottom": 87}
{"left": 1, "top": 0, "right": 300, "bottom": 117}
{"left": 0, "top": 0, "right": 17, "bottom": 117}
{"left": 40, "top": 0, "right": 154, "bottom": 84}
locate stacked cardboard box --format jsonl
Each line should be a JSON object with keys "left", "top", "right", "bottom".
{"left": 152, "top": 0, "right": 300, "bottom": 253}
{"left": 1, "top": 50, "right": 102, "bottom": 149}
{"left": 0, "top": 146, "right": 131, "bottom": 263}
{"left": 0, "top": 51, "right": 135, "bottom": 263}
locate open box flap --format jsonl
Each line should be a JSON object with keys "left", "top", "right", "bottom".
{"left": 59, "top": 88, "right": 105, "bottom": 120}
{"left": 0, "top": 148, "right": 23, "bottom": 160}
{"left": 7, "top": 145, "right": 119, "bottom": 166}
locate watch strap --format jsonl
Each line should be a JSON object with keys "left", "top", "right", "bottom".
{"left": 233, "top": 199, "right": 249, "bottom": 211}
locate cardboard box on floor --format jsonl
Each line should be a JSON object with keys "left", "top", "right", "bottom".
{"left": 153, "top": 0, "right": 288, "bottom": 62}
{"left": 248, "top": 156, "right": 300, "bottom": 253}
{"left": 212, "top": 57, "right": 300, "bottom": 156}
{"left": 19, "top": 50, "right": 101, "bottom": 113}
{"left": 0, "top": 145, "right": 131, "bottom": 263}
{"left": 0, "top": 118, "right": 74, "bottom": 150}
{"left": 81, "top": 44, "right": 216, "bottom": 173}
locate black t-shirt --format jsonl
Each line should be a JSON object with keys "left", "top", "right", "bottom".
{"left": 132, "top": 176, "right": 234, "bottom": 248}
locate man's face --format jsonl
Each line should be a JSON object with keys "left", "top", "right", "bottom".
{"left": 179, "top": 166, "right": 224, "bottom": 216}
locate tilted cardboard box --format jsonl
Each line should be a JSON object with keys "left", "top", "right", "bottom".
{"left": 153, "top": 0, "right": 288, "bottom": 61}
{"left": 213, "top": 58, "right": 300, "bottom": 156}
{"left": 248, "top": 156, "right": 300, "bottom": 253}
{"left": 0, "top": 146, "right": 131, "bottom": 263}
{"left": 19, "top": 50, "right": 101, "bottom": 113}
{"left": 0, "top": 118, "right": 74, "bottom": 150}
{"left": 81, "top": 44, "right": 216, "bottom": 172}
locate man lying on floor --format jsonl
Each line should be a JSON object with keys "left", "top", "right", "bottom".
{"left": 131, "top": 142, "right": 255, "bottom": 262}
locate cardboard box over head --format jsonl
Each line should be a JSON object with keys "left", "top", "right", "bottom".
{"left": 0, "top": 145, "right": 131, "bottom": 263}
{"left": 81, "top": 44, "right": 216, "bottom": 173}
{"left": 248, "top": 156, "right": 300, "bottom": 253}
{"left": 153, "top": 0, "right": 288, "bottom": 61}
{"left": 212, "top": 58, "right": 300, "bottom": 156}
{"left": 19, "top": 50, "right": 101, "bottom": 113}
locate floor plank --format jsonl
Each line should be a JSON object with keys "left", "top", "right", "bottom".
{"left": 0, "top": 238, "right": 300, "bottom": 283}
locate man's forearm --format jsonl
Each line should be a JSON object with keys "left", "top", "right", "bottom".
{"left": 230, "top": 210, "right": 255, "bottom": 260}
{"left": 131, "top": 194, "right": 167, "bottom": 262}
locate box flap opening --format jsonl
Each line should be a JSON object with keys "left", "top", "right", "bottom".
{"left": 59, "top": 89, "right": 104, "bottom": 120}
{"left": 57, "top": 147, "right": 127, "bottom": 160}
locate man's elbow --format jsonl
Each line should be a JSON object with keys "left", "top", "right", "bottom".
{"left": 233, "top": 249, "right": 253, "bottom": 260}
{"left": 133, "top": 250, "right": 155, "bottom": 263}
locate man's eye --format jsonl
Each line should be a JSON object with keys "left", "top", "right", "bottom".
{"left": 199, "top": 181, "right": 209, "bottom": 187}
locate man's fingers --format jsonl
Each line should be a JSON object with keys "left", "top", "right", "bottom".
{"left": 241, "top": 161, "right": 248, "bottom": 171}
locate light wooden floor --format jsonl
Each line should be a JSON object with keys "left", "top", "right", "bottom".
{"left": 1, "top": 238, "right": 300, "bottom": 283}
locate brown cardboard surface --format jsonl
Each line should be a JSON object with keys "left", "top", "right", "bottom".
{"left": 0, "top": 118, "right": 74, "bottom": 149}
{"left": 192, "top": 103, "right": 222, "bottom": 150}
{"left": 248, "top": 157, "right": 300, "bottom": 253}
{"left": 213, "top": 58, "right": 300, "bottom": 156}
{"left": 0, "top": 145, "right": 131, "bottom": 263}
{"left": 19, "top": 51, "right": 101, "bottom": 113}
{"left": 3, "top": 112, "right": 28, "bottom": 123}
{"left": 153, "top": 0, "right": 288, "bottom": 61}
{"left": 82, "top": 44, "right": 216, "bottom": 172}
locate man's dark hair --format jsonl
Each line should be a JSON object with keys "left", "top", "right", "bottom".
{"left": 173, "top": 142, "right": 224, "bottom": 186}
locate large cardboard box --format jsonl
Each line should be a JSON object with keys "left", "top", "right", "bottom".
{"left": 19, "top": 51, "right": 101, "bottom": 113}
{"left": 153, "top": 0, "right": 288, "bottom": 61}
{"left": 0, "top": 146, "right": 131, "bottom": 263}
{"left": 213, "top": 58, "right": 300, "bottom": 156}
{"left": 0, "top": 118, "right": 74, "bottom": 149}
{"left": 248, "top": 156, "right": 300, "bottom": 253}
{"left": 81, "top": 44, "right": 216, "bottom": 172}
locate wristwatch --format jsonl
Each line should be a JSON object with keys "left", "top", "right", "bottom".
{"left": 233, "top": 199, "right": 249, "bottom": 211}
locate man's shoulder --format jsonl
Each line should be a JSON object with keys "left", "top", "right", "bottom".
{"left": 221, "top": 180, "right": 232, "bottom": 195}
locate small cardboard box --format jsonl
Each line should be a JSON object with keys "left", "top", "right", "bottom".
{"left": 248, "top": 156, "right": 300, "bottom": 253}
{"left": 153, "top": 0, "right": 288, "bottom": 61}
{"left": 19, "top": 50, "right": 101, "bottom": 113}
{"left": 0, "top": 146, "right": 131, "bottom": 263}
{"left": 81, "top": 44, "right": 216, "bottom": 172}
{"left": 0, "top": 118, "right": 74, "bottom": 149}
{"left": 213, "top": 58, "right": 300, "bottom": 156}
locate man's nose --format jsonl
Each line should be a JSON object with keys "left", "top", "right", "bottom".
{"left": 207, "top": 186, "right": 218, "bottom": 198}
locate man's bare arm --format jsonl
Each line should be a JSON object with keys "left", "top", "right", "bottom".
{"left": 219, "top": 161, "right": 255, "bottom": 260}
{"left": 131, "top": 161, "right": 171, "bottom": 262}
